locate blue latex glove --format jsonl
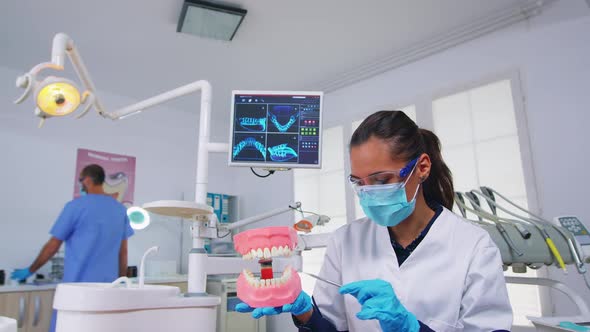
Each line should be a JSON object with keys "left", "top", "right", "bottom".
{"left": 11, "top": 268, "right": 32, "bottom": 281}
{"left": 235, "top": 291, "right": 313, "bottom": 319}
{"left": 340, "top": 279, "right": 420, "bottom": 332}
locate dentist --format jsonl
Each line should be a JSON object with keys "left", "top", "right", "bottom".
{"left": 238, "top": 110, "right": 512, "bottom": 331}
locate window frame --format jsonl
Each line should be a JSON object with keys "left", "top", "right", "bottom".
{"left": 426, "top": 70, "right": 540, "bottom": 216}
{"left": 425, "top": 70, "right": 550, "bottom": 320}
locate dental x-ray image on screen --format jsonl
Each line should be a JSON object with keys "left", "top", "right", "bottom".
{"left": 229, "top": 91, "right": 323, "bottom": 169}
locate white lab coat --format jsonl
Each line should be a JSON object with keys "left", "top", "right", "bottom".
{"left": 313, "top": 208, "right": 513, "bottom": 332}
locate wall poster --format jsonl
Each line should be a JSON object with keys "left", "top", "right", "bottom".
{"left": 73, "top": 148, "right": 136, "bottom": 207}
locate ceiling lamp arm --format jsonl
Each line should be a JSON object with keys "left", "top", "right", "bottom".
{"left": 106, "top": 80, "right": 212, "bottom": 120}
{"left": 46, "top": 33, "right": 215, "bottom": 125}
{"left": 51, "top": 33, "right": 109, "bottom": 118}
{"left": 75, "top": 91, "right": 96, "bottom": 119}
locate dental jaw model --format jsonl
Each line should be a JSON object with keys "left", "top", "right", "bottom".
{"left": 234, "top": 226, "right": 302, "bottom": 308}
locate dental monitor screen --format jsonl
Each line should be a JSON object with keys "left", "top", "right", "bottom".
{"left": 229, "top": 91, "right": 323, "bottom": 169}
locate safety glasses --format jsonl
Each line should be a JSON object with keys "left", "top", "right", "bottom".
{"left": 348, "top": 157, "right": 418, "bottom": 189}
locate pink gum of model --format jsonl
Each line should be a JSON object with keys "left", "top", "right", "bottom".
{"left": 234, "top": 226, "right": 302, "bottom": 308}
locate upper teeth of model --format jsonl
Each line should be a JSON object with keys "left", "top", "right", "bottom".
{"left": 242, "top": 246, "right": 292, "bottom": 260}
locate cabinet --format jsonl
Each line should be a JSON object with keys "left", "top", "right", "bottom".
{"left": 27, "top": 291, "right": 54, "bottom": 332}
{"left": 207, "top": 277, "right": 265, "bottom": 332}
{"left": 0, "top": 290, "right": 54, "bottom": 332}
{"left": 0, "top": 292, "right": 26, "bottom": 332}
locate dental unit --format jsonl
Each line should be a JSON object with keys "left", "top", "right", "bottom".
{"left": 476, "top": 187, "right": 587, "bottom": 276}
{"left": 455, "top": 191, "right": 573, "bottom": 269}
{"left": 455, "top": 187, "right": 590, "bottom": 332}
{"left": 456, "top": 192, "right": 526, "bottom": 258}
{"left": 468, "top": 190, "right": 568, "bottom": 272}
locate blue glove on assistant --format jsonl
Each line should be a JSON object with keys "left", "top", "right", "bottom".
{"left": 235, "top": 291, "right": 313, "bottom": 319}
{"left": 340, "top": 279, "right": 420, "bottom": 332}
{"left": 11, "top": 268, "right": 32, "bottom": 281}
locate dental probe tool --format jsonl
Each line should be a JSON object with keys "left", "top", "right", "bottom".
{"left": 301, "top": 271, "right": 342, "bottom": 288}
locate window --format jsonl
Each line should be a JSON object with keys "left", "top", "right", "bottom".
{"left": 432, "top": 79, "right": 540, "bottom": 327}
{"left": 293, "top": 125, "right": 347, "bottom": 294}
{"left": 351, "top": 105, "right": 417, "bottom": 219}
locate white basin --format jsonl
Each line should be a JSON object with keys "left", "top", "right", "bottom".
{"left": 0, "top": 317, "right": 16, "bottom": 332}
{"left": 54, "top": 283, "right": 220, "bottom": 332}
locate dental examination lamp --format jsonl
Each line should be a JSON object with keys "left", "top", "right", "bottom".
{"left": 13, "top": 39, "right": 98, "bottom": 127}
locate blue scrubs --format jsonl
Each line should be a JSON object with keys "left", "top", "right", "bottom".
{"left": 49, "top": 194, "right": 134, "bottom": 332}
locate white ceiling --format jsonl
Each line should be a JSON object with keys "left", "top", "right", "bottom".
{"left": 0, "top": 0, "right": 535, "bottom": 116}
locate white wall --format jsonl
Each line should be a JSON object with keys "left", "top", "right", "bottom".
{"left": 323, "top": 1, "right": 590, "bottom": 318}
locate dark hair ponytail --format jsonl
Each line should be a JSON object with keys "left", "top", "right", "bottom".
{"left": 418, "top": 128, "right": 454, "bottom": 210}
{"left": 350, "top": 110, "right": 454, "bottom": 210}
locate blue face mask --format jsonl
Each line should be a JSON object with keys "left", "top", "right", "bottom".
{"left": 357, "top": 167, "right": 419, "bottom": 227}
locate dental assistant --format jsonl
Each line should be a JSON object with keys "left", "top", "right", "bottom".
{"left": 237, "top": 110, "right": 512, "bottom": 331}
{"left": 11, "top": 164, "right": 134, "bottom": 332}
